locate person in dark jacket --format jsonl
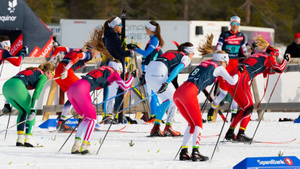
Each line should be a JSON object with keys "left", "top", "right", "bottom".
{"left": 102, "top": 16, "right": 131, "bottom": 123}
{"left": 284, "top": 33, "right": 300, "bottom": 58}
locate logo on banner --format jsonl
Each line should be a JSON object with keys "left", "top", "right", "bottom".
{"left": 8, "top": 0, "right": 17, "bottom": 13}
{"left": 0, "top": 0, "right": 17, "bottom": 22}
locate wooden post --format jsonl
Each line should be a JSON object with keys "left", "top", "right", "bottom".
{"left": 42, "top": 81, "right": 58, "bottom": 121}
{"left": 251, "top": 78, "right": 263, "bottom": 120}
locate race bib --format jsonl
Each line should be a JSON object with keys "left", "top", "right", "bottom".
{"left": 226, "top": 45, "right": 240, "bottom": 54}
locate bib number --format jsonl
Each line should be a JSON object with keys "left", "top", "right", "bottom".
{"left": 226, "top": 45, "right": 240, "bottom": 54}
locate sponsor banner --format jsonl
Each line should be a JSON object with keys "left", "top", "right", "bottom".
{"left": 233, "top": 156, "right": 300, "bottom": 169}
{"left": 29, "top": 46, "right": 41, "bottom": 57}
{"left": 9, "top": 33, "right": 22, "bottom": 55}
{"left": 38, "top": 119, "right": 100, "bottom": 129}
{"left": 36, "top": 35, "right": 53, "bottom": 57}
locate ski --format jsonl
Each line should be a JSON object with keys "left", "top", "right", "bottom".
{"left": 94, "top": 125, "right": 127, "bottom": 132}
{"left": 219, "top": 138, "right": 297, "bottom": 144}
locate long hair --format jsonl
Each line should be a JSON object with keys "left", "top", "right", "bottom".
{"left": 198, "top": 34, "right": 227, "bottom": 56}
{"left": 253, "top": 35, "right": 270, "bottom": 51}
{"left": 150, "top": 20, "right": 164, "bottom": 48}
{"left": 104, "top": 16, "right": 117, "bottom": 29}
{"left": 84, "top": 26, "right": 114, "bottom": 61}
{"left": 26, "top": 62, "right": 54, "bottom": 72}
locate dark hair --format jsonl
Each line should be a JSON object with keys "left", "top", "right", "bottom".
{"left": 0, "top": 35, "right": 10, "bottom": 42}
{"left": 26, "top": 62, "right": 55, "bottom": 72}
{"left": 150, "top": 21, "right": 164, "bottom": 48}
{"left": 104, "top": 16, "right": 117, "bottom": 29}
{"left": 167, "top": 42, "right": 193, "bottom": 53}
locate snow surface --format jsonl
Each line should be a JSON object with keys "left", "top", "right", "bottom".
{"left": 0, "top": 113, "right": 299, "bottom": 169}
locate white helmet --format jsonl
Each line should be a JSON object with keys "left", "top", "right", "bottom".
{"left": 108, "top": 61, "right": 123, "bottom": 72}
{"left": 213, "top": 52, "right": 229, "bottom": 64}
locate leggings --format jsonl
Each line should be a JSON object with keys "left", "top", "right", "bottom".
{"left": 174, "top": 82, "right": 203, "bottom": 147}
{"left": 227, "top": 68, "right": 253, "bottom": 131}
{"left": 3, "top": 78, "right": 35, "bottom": 134}
{"left": 67, "top": 79, "right": 96, "bottom": 141}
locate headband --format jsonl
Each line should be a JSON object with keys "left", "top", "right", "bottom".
{"left": 145, "top": 22, "right": 157, "bottom": 32}
{"left": 183, "top": 46, "right": 194, "bottom": 54}
{"left": 230, "top": 16, "right": 241, "bottom": 23}
{"left": 0, "top": 40, "right": 11, "bottom": 48}
{"left": 213, "top": 53, "right": 229, "bottom": 64}
{"left": 108, "top": 17, "right": 122, "bottom": 28}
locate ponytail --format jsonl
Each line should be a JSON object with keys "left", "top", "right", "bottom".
{"left": 150, "top": 20, "right": 165, "bottom": 48}
{"left": 198, "top": 34, "right": 215, "bottom": 56}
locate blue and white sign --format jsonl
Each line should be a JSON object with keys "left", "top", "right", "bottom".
{"left": 38, "top": 119, "right": 99, "bottom": 129}
{"left": 233, "top": 156, "right": 300, "bottom": 169}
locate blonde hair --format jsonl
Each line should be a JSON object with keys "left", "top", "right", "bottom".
{"left": 253, "top": 35, "right": 270, "bottom": 51}
{"left": 84, "top": 26, "right": 114, "bottom": 61}
{"left": 26, "top": 62, "right": 54, "bottom": 72}
{"left": 198, "top": 34, "right": 227, "bottom": 56}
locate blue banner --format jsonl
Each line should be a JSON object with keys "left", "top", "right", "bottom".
{"left": 233, "top": 156, "right": 300, "bottom": 169}
{"left": 38, "top": 119, "right": 100, "bottom": 129}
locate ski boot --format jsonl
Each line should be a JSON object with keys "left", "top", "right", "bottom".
{"left": 81, "top": 140, "right": 91, "bottom": 155}
{"left": 24, "top": 135, "right": 38, "bottom": 147}
{"left": 101, "top": 115, "right": 116, "bottom": 124}
{"left": 179, "top": 148, "right": 191, "bottom": 161}
{"left": 16, "top": 134, "right": 25, "bottom": 146}
{"left": 225, "top": 128, "right": 236, "bottom": 141}
{"left": 71, "top": 137, "right": 81, "bottom": 154}
{"left": 236, "top": 131, "right": 252, "bottom": 143}
{"left": 191, "top": 148, "right": 209, "bottom": 162}
{"left": 2, "top": 103, "right": 12, "bottom": 114}
{"left": 57, "top": 119, "right": 73, "bottom": 131}
{"left": 207, "top": 108, "right": 214, "bottom": 122}
{"left": 150, "top": 123, "right": 164, "bottom": 137}
{"left": 163, "top": 125, "right": 181, "bottom": 137}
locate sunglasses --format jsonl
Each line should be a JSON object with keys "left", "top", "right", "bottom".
{"left": 118, "top": 23, "right": 122, "bottom": 27}
{"left": 50, "top": 71, "right": 55, "bottom": 76}
{"left": 231, "top": 22, "right": 240, "bottom": 26}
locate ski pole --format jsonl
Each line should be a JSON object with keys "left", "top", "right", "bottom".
{"left": 4, "top": 112, "right": 11, "bottom": 139}
{"left": 95, "top": 84, "right": 139, "bottom": 106}
{"left": 0, "top": 119, "right": 28, "bottom": 134}
{"left": 51, "top": 114, "right": 77, "bottom": 141}
{"left": 249, "top": 73, "right": 282, "bottom": 145}
{"left": 96, "top": 93, "right": 155, "bottom": 155}
{"left": 210, "top": 80, "right": 240, "bottom": 162}
{"left": 58, "top": 122, "right": 80, "bottom": 152}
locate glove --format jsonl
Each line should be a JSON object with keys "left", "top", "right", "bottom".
{"left": 28, "top": 109, "right": 36, "bottom": 121}
{"left": 284, "top": 53, "right": 290, "bottom": 62}
{"left": 251, "top": 41, "right": 258, "bottom": 50}
{"left": 157, "top": 82, "right": 168, "bottom": 94}
{"left": 20, "top": 46, "right": 28, "bottom": 55}
{"left": 237, "top": 65, "right": 245, "bottom": 73}
{"left": 61, "top": 69, "right": 68, "bottom": 79}
{"left": 131, "top": 69, "right": 138, "bottom": 78}
{"left": 139, "top": 73, "right": 146, "bottom": 86}
{"left": 225, "top": 48, "right": 231, "bottom": 54}
{"left": 127, "top": 43, "right": 139, "bottom": 50}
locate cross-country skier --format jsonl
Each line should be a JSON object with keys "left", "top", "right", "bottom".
{"left": 127, "top": 20, "right": 164, "bottom": 122}
{"left": 54, "top": 28, "right": 102, "bottom": 130}
{"left": 224, "top": 35, "right": 290, "bottom": 142}
{"left": 145, "top": 42, "right": 194, "bottom": 137}
{"left": 207, "top": 16, "right": 249, "bottom": 122}
{"left": 102, "top": 16, "right": 131, "bottom": 124}
{"left": 174, "top": 34, "right": 239, "bottom": 161}
{"left": 2, "top": 62, "right": 54, "bottom": 147}
{"left": 0, "top": 35, "right": 28, "bottom": 114}
{"left": 69, "top": 59, "right": 137, "bottom": 154}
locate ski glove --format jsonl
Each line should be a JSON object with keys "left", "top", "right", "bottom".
{"left": 20, "top": 46, "right": 28, "bottom": 55}
{"left": 284, "top": 53, "right": 290, "bottom": 62}
{"left": 139, "top": 73, "right": 146, "bottom": 86}
{"left": 127, "top": 44, "right": 139, "bottom": 50}
{"left": 28, "top": 109, "right": 36, "bottom": 121}
{"left": 61, "top": 69, "right": 68, "bottom": 79}
{"left": 131, "top": 69, "right": 138, "bottom": 78}
{"left": 237, "top": 65, "right": 245, "bottom": 73}
{"left": 157, "top": 82, "right": 168, "bottom": 94}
